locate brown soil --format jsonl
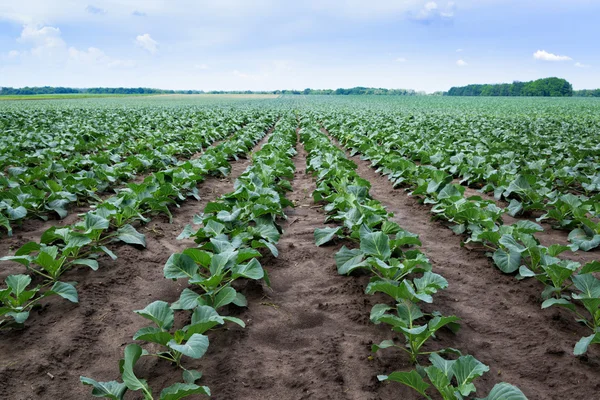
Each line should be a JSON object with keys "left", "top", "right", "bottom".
{"left": 198, "top": 135, "right": 417, "bottom": 400}
{"left": 0, "top": 132, "right": 271, "bottom": 400}
{"left": 1, "top": 128, "right": 599, "bottom": 400}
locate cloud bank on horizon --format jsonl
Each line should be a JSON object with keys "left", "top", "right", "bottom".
{"left": 0, "top": 0, "right": 598, "bottom": 92}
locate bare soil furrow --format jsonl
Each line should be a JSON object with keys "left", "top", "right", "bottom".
{"left": 0, "top": 131, "right": 272, "bottom": 400}
{"left": 200, "top": 134, "right": 421, "bottom": 400}
{"left": 326, "top": 132, "right": 599, "bottom": 400}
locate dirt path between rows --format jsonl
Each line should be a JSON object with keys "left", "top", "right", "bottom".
{"left": 0, "top": 131, "right": 273, "bottom": 400}
{"left": 325, "top": 131, "right": 599, "bottom": 400}
{"left": 200, "top": 132, "right": 420, "bottom": 400}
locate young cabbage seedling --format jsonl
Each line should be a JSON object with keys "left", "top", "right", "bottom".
{"left": 0, "top": 274, "right": 78, "bottom": 328}
{"left": 133, "top": 300, "right": 244, "bottom": 368}
{"left": 80, "top": 344, "right": 210, "bottom": 400}
{"left": 378, "top": 353, "right": 527, "bottom": 400}
{"left": 542, "top": 265, "right": 600, "bottom": 355}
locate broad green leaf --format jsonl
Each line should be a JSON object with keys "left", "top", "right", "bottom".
{"left": 414, "top": 272, "right": 448, "bottom": 295}
{"left": 15, "top": 241, "right": 41, "bottom": 256}
{"left": 236, "top": 248, "right": 261, "bottom": 263}
{"left": 223, "top": 316, "right": 246, "bottom": 328}
{"left": 80, "top": 377, "right": 127, "bottom": 399}
{"left": 172, "top": 288, "right": 202, "bottom": 310}
{"left": 182, "top": 249, "right": 212, "bottom": 267}
{"left": 360, "top": 231, "right": 392, "bottom": 259}
{"left": 159, "top": 383, "right": 210, "bottom": 399}
{"left": 335, "top": 246, "right": 367, "bottom": 275}
{"left": 581, "top": 261, "right": 600, "bottom": 274}
{"left": 396, "top": 300, "right": 424, "bottom": 324}
{"left": 232, "top": 291, "right": 248, "bottom": 307}
{"left": 370, "top": 303, "right": 393, "bottom": 324}
{"left": 7, "top": 311, "right": 29, "bottom": 323}
{"left": 134, "top": 300, "right": 174, "bottom": 330}
{"left": 453, "top": 355, "right": 490, "bottom": 396}
{"left": 203, "top": 219, "right": 225, "bottom": 236}
{"left": 314, "top": 227, "right": 341, "bottom": 246}
{"left": 568, "top": 229, "right": 600, "bottom": 252}
{"left": 572, "top": 274, "right": 600, "bottom": 298}
{"left": 164, "top": 253, "right": 198, "bottom": 280}
{"left": 492, "top": 249, "right": 521, "bottom": 273}
{"left": 514, "top": 220, "right": 543, "bottom": 233}
{"left": 182, "top": 370, "right": 202, "bottom": 384}
{"left": 378, "top": 370, "right": 430, "bottom": 397}
{"left": 0, "top": 214, "right": 12, "bottom": 236}
{"left": 425, "top": 366, "right": 455, "bottom": 399}
{"left": 47, "top": 281, "right": 79, "bottom": 303}
{"left": 84, "top": 213, "right": 110, "bottom": 232}
{"left": 121, "top": 344, "right": 150, "bottom": 392}
{"left": 116, "top": 224, "right": 146, "bottom": 247}
{"left": 541, "top": 298, "right": 575, "bottom": 311}
{"left": 133, "top": 327, "right": 172, "bottom": 346}
{"left": 371, "top": 339, "right": 396, "bottom": 353}
{"left": 6, "top": 274, "right": 31, "bottom": 297}
{"left": 213, "top": 287, "right": 237, "bottom": 309}
{"left": 499, "top": 235, "right": 525, "bottom": 253}
{"left": 429, "top": 353, "right": 457, "bottom": 381}
{"left": 72, "top": 259, "right": 99, "bottom": 271}
{"left": 64, "top": 232, "right": 93, "bottom": 250}
{"left": 100, "top": 246, "right": 118, "bottom": 260}
{"left": 573, "top": 333, "right": 600, "bottom": 356}
{"left": 547, "top": 244, "right": 570, "bottom": 257}
{"left": 168, "top": 333, "right": 209, "bottom": 359}
{"left": 478, "top": 382, "right": 528, "bottom": 400}
{"left": 232, "top": 258, "right": 264, "bottom": 280}
{"left": 506, "top": 199, "right": 522, "bottom": 217}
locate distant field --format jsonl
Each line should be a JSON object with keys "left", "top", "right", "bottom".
{"left": 0, "top": 93, "right": 280, "bottom": 101}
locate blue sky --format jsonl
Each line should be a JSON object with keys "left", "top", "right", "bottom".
{"left": 0, "top": 1, "right": 598, "bottom": 92}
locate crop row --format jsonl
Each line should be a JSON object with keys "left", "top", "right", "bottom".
{"left": 320, "top": 112, "right": 600, "bottom": 252}
{"left": 322, "top": 119, "right": 600, "bottom": 356}
{"left": 80, "top": 116, "right": 298, "bottom": 399}
{"left": 0, "top": 108, "right": 274, "bottom": 233}
{"left": 298, "top": 116, "right": 527, "bottom": 400}
{"left": 0, "top": 117, "right": 275, "bottom": 328}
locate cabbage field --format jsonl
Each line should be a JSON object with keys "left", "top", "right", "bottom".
{"left": 1, "top": 95, "right": 599, "bottom": 400}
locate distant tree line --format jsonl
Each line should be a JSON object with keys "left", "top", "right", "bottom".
{"left": 573, "top": 89, "right": 600, "bottom": 97}
{"left": 0, "top": 86, "right": 422, "bottom": 96}
{"left": 3, "top": 83, "right": 597, "bottom": 97}
{"left": 0, "top": 86, "right": 204, "bottom": 95}
{"left": 446, "top": 77, "right": 573, "bottom": 97}
{"left": 285, "top": 87, "right": 423, "bottom": 95}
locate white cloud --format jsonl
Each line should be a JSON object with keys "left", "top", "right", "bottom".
{"left": 533, "top": 50, "right": 572, "bottom": 61}
{"left": 411, "top": 1, "right": 455, "bottom": 22}
{"left": 574, "top": 62, "right": 591, "bottom": 68}
{"left": 17, "top": 25, "right": 67, "bottom": 59}
{"left": 13, "top": 25, "right": 134, "bottom": 68}
{"left": 135, "top": 33, "right": 158, "bottom": 54}
{"left": 456, "top": 48, "right": 463, "bottom": 52}
{"left": 85, "top": 5, "right": 106, "bottom": 15}
{"left": 194, "top": 63, "right": 209, "bottom": 70}
{"left": 395, "top": 57, "right": 407, "bottom": 62}
{"left": 456, "top": 59, "right": 468, "bottom": 66}
{"left": 68, "top": 47, "right": 135, "bottom": 68}
{"left": 19, "top": 25, "right": 65, "bottom": 48}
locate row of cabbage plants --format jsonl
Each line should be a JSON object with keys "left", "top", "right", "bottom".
{"left": 299, "top": 117, "right": 527, "bottom": 400}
